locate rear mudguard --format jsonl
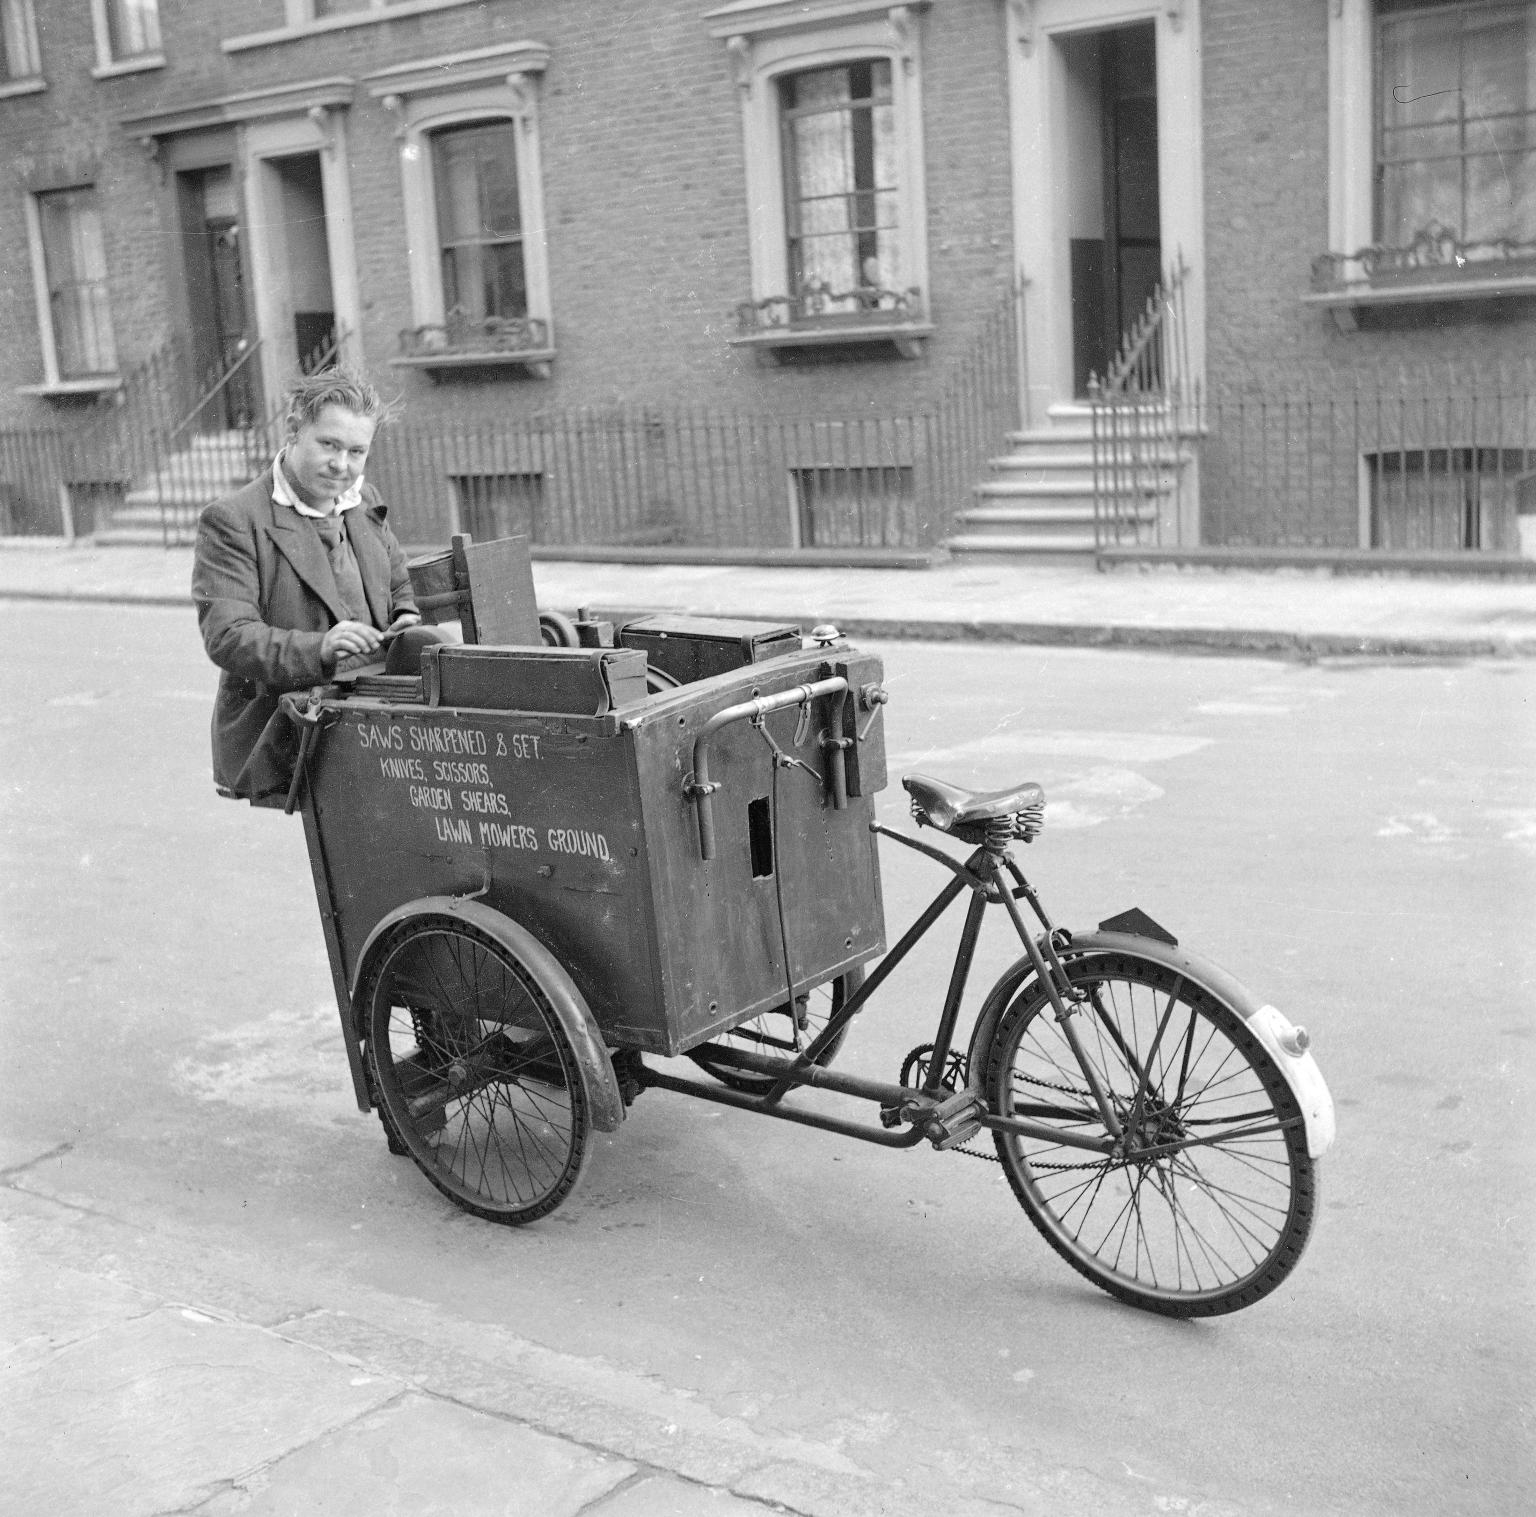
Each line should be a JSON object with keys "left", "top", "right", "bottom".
{"left": 349, "top": 895, "right": 626, "bottom": 1134}
{"left": 965, "top": 928, "right": 1335, "bottom": 1159}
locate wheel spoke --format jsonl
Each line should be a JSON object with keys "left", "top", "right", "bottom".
{"left": 369, "top": 922, "right": 590, "bottom": 1225}
{"left": 988, "top": 951, "right": 1317, "bottom": 1317}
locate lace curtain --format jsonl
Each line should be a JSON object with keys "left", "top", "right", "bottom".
{"left": 1379, "top": 1, "right": 1536, "bottom": 247}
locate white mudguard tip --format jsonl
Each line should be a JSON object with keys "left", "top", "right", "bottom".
{"left": 1248, "top": 1004, "right": 1337, "bottom": 1159}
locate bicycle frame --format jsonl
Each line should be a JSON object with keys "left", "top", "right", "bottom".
{"left": 637, "top": 820, "right": 1122, "bottom": 1157}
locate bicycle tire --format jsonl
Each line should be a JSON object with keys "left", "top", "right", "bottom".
{"left": 364, "top": 917, "right": 591, "bottom": 1225}
{"left": 983, "top": 949, "right": 1317, "bottom": 1317}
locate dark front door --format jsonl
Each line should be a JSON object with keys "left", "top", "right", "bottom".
{"left": 1071, "top": 22, "right": 1161, "bottom": 396}
{"left": 178, "top": 166, "right": 256, "bottom": 427}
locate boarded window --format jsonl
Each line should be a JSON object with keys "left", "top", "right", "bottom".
{"left": 1367, "top": 446, "right": 1528, "bottom": 550}
{"left": 452, "top": 472, "right": 544, "bottom": 543}
{"left": 792, "top": 464, "right": 913, "bottom": 548}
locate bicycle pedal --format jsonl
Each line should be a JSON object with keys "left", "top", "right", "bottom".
{"left": 923, "top": 1090, "right": 986, "bottom": 1150}
{"left": 931, "top": 1119, "right": 985, "bottom": 1151}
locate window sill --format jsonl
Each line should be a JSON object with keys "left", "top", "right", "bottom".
{"left": 730, "top": 321, "right": 934, "bottom": 360}
{"left": 0, "top": 76, "right": 46, "bottom": 98}
{"left": 91, "top": 54, "right": 165, "bottom": 79}
{"left": 224, "top": 0, "right": 485, "bottom": 54}
{"left": 390, "top": 350, "right": 556, "bottom": 380}
{"left": 17, "top": 377, "right": 124, "bottom": 399}
{"left": 1304, "top": 270, "right": 1536, "bottom": 330}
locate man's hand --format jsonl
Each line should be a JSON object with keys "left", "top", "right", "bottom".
{"left": 321, "top": 620, "right": 384, "bottom": 667}
{"left": 384, "top": 611, "right": 423, "bottom": 637}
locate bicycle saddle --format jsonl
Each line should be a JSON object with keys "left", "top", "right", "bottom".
{"left": 902, "top": 773, "right": 1046, "bottom": 843}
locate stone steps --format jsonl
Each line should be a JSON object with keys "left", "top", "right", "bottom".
{"left": 948, "top": 402, "right": 1185, "bottom": 559}
{"left": 93, "top": 431, "right": 259, "bottom": 545}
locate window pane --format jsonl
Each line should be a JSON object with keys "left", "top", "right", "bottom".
{"left": 432, "top": 122, "right": 525, "bottom": 323}
{"left": 1, "top": 0, "right": 40, "bottom": 78}
{"left": 38, "top": 189, "right": 117, "bottom": 376}
{"left": 1378, "top": 1, "right": 1536, "bottom": 246}
{"left": 108, "top": 0, "right": 160, "bottom": 57}
{"left": 780, "top": 59, "right": 900, "bottom": 305}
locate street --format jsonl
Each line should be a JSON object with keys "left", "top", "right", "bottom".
{"left": 2, "top": 599, "right": 1533, "bottom": 1515}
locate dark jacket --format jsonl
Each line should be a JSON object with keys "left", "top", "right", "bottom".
{"left": 191, "top": 469, "right": 416, "bottom": 799}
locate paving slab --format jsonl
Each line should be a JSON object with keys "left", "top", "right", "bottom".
{"left": 0, "top": 1256, "right": 156, "bottom": 1372}
{"left": 0, "top": 1301, "right": 401, "bottom": 1517}
{"left": 588, "top": 1474, "right": 784, "bottom": 1516}
{"left": 190, "top": 1392, "right": 634, "bottom": 1517}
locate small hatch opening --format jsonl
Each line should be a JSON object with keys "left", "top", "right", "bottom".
{"left": 748, "top": 796, "right": 774, "bottom": 878}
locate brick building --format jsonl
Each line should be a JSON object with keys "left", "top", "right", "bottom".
{"left": 2, "top": 1, "right": 1533, "bottom": 556}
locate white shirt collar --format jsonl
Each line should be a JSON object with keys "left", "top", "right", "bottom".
{"left": 271, "top": 450, "right": 365, "bottom": 518}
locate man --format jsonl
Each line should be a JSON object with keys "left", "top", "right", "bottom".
{"left": 192, "top": 366, "right": 428, "bottom": 802}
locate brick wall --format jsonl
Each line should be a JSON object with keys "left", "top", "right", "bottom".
{"left": 0, "top": 0, "right": 1017, "bottom": 437}
{"left": 1201, "top": 0, "right": 1536, "bottom": 546}
{"left": 1203, "top": 0, "right": 1536, "bottom": 387}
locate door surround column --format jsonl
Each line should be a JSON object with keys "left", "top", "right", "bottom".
{"left": 243, "top": 106, "right": 361, "bottom": 412}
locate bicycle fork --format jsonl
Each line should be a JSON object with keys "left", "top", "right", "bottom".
{"left": 984, "top": 855, "right": 1125, "bottom": 1145}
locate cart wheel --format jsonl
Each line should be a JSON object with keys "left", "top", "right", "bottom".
{"left": 364, "top": 917, "right": 591, "bottom": 1224}
{"left": 539, "top": 610, "right": 580, "bottom": 647}
{"left": 687, "top": 969, "right": 861, "bottom": 1094}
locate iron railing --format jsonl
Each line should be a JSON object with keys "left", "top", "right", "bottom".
{"left": 1088, "top": 257, "right": 1202, "bottom": 557}
{"left": 1311, "top": 222, "right": 1536, "bottom": 298}
{"left": 364, "top": 278, "right": 1018, "bottom": 552}
{"left": 0, "top": 336, "right": 199, "bottom": 539}
{"left": 1199, "top": 367, "right": 1536, "bottom": 553}
{"left": 2, "top": 285, "right": 1020, "bottom": 553}
{"left": 736, "top": 281, "right": 927, "bottom": 336}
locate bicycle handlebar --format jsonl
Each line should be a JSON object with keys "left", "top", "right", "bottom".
{"left": 687, "top": 676, "right": 850, "bottom": 860}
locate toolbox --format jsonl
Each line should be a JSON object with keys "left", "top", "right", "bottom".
{"left": 618, "top": 614, "right": 802, "bottom": 686}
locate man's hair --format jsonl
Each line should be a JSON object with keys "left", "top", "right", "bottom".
{"left": 282, "top": 365, "right": 390, "bottom": 434}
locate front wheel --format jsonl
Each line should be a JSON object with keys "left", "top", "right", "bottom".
{"left": 983, "top": 950, "right": 1317, "bottom": 1317}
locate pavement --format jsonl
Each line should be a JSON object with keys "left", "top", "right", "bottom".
{"left": 5, "top": 538, "right": 1536, "bottom": 1517}
{"left": 3, "top": 539, "right": 1536, "bottom": 658}
{"left": 3, "top": 1180, "right": 880, "bottom": 1517}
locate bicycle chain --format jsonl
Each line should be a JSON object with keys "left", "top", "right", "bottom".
{"left": 950, "top": 1072, "right": 1114, "bottom": 1171}
{"left": 905, "top": 1048, "right": 1112, "bottom": 1171}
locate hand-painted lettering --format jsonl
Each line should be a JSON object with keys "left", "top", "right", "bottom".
{"left": 379, "top": 756, "right": 426, "bottom": 781}
{"left": 546, "top": 827, "right": 612, "bottom": 862}
{"left": 436, "top": 816, "right": 473, "bottom": 844}
{"left": 478, "top": 821, "right": 540, "bottom": 850}
{"left": 511, "top": 733, "right": 541, "bottom": 760}
{"left": 433, "top": 759, "right": 491, "bottom": 785}
{"left": 357, "top": 723, "right": 403, "bottom": 751}
{"left": 409, "top": 785, "right": 454, "bottom": 811}
{"left": 408, "top": 726, "right": 488, "bottom": 757}
{"left": 459, "top": 790, "right": 511, "bottom": 816}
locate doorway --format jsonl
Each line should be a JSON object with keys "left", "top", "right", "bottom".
{"left": 175, "top": 165, "right": 256, "bottom": 427}
{"left": 1063, "top": 22, "right": 1161, "bottom": 396}
{"left": 269, "top": 153, "right": 338, "bottom": 372}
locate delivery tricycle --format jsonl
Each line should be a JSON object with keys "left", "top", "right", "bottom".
{"left": 278, "top": 538, "right": 1334, "bottom": 1318}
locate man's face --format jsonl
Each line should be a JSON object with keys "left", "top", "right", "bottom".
{"left": 284, "top": 404, "right": 377, "bottom": 508}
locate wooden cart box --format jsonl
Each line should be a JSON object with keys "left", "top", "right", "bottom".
{"left": 300, "top": 644, "right": 888, "bottom": 1056}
